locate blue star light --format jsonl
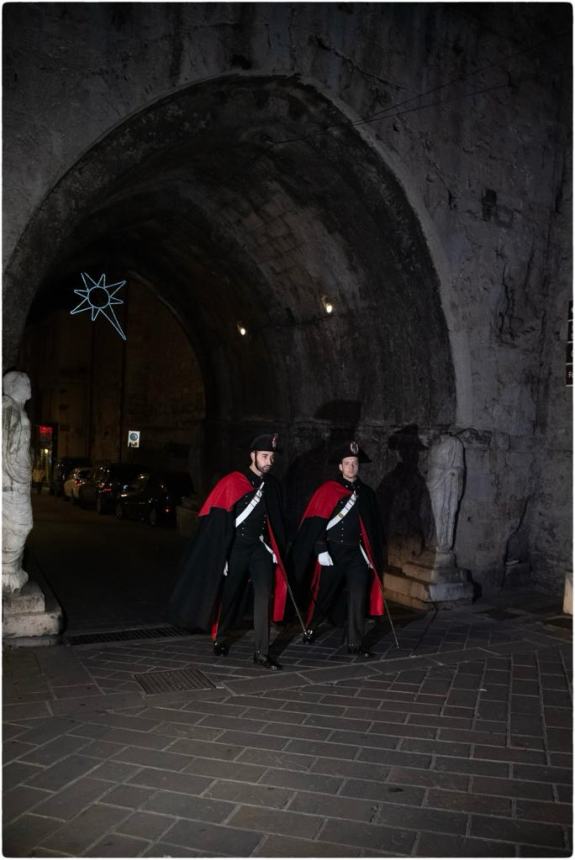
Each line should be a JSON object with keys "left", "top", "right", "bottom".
{"left": 70, "top": 273, "right": 127, "bottom": 340}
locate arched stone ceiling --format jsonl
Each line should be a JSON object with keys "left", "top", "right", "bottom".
{"left": 9, "top": 75, "right": 456, "bottom": 430}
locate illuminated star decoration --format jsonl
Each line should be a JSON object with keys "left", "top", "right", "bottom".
{"left": 70, "top": 273, "right": 127, "bottom": 340}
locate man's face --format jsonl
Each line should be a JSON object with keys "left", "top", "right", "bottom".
{"left": 251, "top": 450, "right": 275, "bottom": 475}
{"left": 339, "top": 456, "right": 359, "bottom": 482}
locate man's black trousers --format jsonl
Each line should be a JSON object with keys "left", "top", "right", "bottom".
{"left": 218, "top": 538, "right": 274, "bottom": 654}
{"left": 312, "top": 543, "right": 370, "bottom": 646}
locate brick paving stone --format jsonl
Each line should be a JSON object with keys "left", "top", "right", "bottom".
{"left": 100, "top": 783, "right": 157, "bottom": 808}
{"left": 3, "top": 761, "right": 44, "bottom": 789}
{"left": 3, "top": 739, "right": 37, "bottom": 762}
{"left": 510, "top": 734, "right": 546, "bottom": 751}
{"left": 386, "top": 765, "right": 469, "bottom": 791}
{"left": 414, "top": 832, "right": 516, "bottom": 856}
{"left": 87, "top": 759, "right": 141, "bottom": 782}
{"left": 3, "top": 812, "right": 63, "bottom": 857}
{"left": 517, "top": 847, "right": 572, "bottom": 857}
{"left": 357, "top": 747, "right": 432, "bottom": 769}
{"left": 153, "top": 722, "right": 223, "bottom": 741}
{"left": 304, "top": 713, "right": 372, "bottom": 732}
{"left": 320, "top": 818, "right": 416, "bottom": 854}
{"left": 285, "top": 738, "right": 358, "bottom": 759}
{"left": 168, "top": 736, "right": 247, "bottom": 758}
{"left": 253, "top": 833, "right": 363, "bottom": 856}
{"left": 117, "top": 810, "right": 175, "bottom": 841}
{"left": 244, "top": 706, "right": 308, "bottom": 724}
{"left": 425, "top": 787, "right": 512, "bottom": 815}
{"left": 84, "top": 833, "right": 150, "bottom": 856}
{"left": 515, "top": 799, "right": 572, "bottom": 825}
{"left": 472, "top": 744, "right": 547, "bottom": 764}
{"left": 311, "top": 757, "right": 392, "bottom": 781}
{"left": 512, "top": 763, "right": 572, "bottom": 784}
{"left": 340, "top": 778, "right": 425, "bottom": 806}
{"left": 128, "top": 766, "right": 213, "bottom": 794}
{"left": 259, "top": 767, "right": 344, "bottom": 794}
{"left": 3, "top": 785, "right": 52, "bottom": 822}
{"left": 112, "top": 744, "right": 194, "bottom": 770}
{"left": 399, "top": 737, "right": 471, "bottom": 758}
{"left": 259, "top": 721, "right": 333, "bottom": 741}
{"left": 142, "top": 841, "right": 206, "bottom": 856}
{"left": 378, "top": 802, "right": 468, "bottom": 834}
{"left": 39, "top": 804, "right": 131, "bottom": 854}
{"left": 33, "top": 776, "right": 111, "bottom": 820}
{"left": 78, "top": 738, "right": 127, "bottom": 759}
{"left": 4, "top": 703, "right": 52, "bottom": 722}
{"left": 433, "top": 756, "right": 509, "bottom": 777}
{"left": 20, "top": 734, "right": 89, "bottom": 766}
{"left": 470, "top": 814, "right": 567, "bottom": 848}
{"left": 206, "top": 779, "right": 294, "bottom": 809}
{"left": 143, "top": 789, "right": 236, "bottom": 821}
{"left": 289, "top": 791, "right": 381, "bottom": 823}
{"left": 547, "top": 728, "right": 573, "bottom": 750}
{"left": 549, "top": 753, "right": 572, "bottom": 768}
{"left": 163, "top": 818, "right": 264, "bottom": 854}
{"left": 228, "top": 805, "right": 324, "bottom": 839}
{"left": 471, "top": 775, "right": 555, "bottom": 800}
{"left": 183, "top": 754, "right": 268, "bottom": 781}
{"left": 25, "top": 754, "right": 99, "bottom": 791}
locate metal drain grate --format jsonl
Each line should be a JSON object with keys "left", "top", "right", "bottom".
{"left": 66, "top": 626, "right": 192, "bottom": 645}
{"left": 134, "top": 667, "right": 215, "bottom": 694}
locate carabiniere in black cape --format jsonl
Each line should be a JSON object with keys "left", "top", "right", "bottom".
{"left": 168, "top": 470, "right": 288, "bottom": 634}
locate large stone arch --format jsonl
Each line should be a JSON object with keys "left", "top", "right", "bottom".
{"left": 6, "top": 74, "right": 456, "bottom": 479}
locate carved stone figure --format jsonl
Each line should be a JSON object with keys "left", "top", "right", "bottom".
{"left": 2, "top": 371, "right": 33, "bottom": 594}
{"left": 426, "top": 434, "right": 465, "bottom": 557}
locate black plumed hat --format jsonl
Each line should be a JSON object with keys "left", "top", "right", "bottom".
{"left": 329, "top": 440, "right": 371, "bottom": 464}
{"left": 249, "top": 433, "right": 281, "bottom": 453}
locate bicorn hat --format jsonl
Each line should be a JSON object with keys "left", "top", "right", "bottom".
{"left": 249, "top": 432, "right": 281, "bottom": 453}
{"left": 329, "top": 440, "right": 371, "bottom": 464}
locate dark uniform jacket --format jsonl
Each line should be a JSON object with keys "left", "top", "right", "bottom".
{"left": 291, "top": 477, "right": 385, "bottom": 626}
{"left": 168, "top": 470, "right": 288, "bottom": 634}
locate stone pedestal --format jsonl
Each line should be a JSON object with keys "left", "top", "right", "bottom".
{"left": 563, "top": 572, "right": 572, "bottom": 616}
{"left": 384, "top": 549, "right": 473, "bottom": 610}
{"left": 3, "top": 580, "right": 63, "bottom": 642}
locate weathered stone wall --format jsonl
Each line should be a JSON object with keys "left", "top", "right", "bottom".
{"left": 4, "top": 4, "right": 571, "bottom": 594}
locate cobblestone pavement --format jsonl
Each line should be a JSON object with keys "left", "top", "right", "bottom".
{"left": 3, "top": 591, "right": 572, "bottom": 857}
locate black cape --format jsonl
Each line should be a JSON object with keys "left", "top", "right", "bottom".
{"left": 168, "top": 470, "right": 288, "bottom": 634}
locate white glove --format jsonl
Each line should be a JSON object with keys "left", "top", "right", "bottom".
{"left": 318, "top": 551, "right": 334, "bottom": 567}
{"left": 223, "top": 561, "right": 229, "bottom": 577}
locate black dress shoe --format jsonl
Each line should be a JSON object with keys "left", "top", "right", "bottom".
{"left": 347, "top": 644, "right": 375, "bottom": 658}
{"left": 253, "top": 651, "right": 283, "bottom": 670}
{"left": 213, "top": 640, "right": 229, "bottom": 656}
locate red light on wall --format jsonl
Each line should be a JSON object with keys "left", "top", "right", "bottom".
{"left": 38, "top": 425, "right": 53, "bottom": 444}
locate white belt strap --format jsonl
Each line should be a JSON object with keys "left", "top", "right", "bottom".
{"left": 326, "top": 491, "right": 357, "bottom": 531}
{"left": 235, "top": 485, "right": 263, "bottom": 528}
{"left": 260, "top": 535, "right": 278, "bottom": 564}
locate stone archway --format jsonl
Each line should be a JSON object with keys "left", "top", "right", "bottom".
{"left": 6, "top": 74, "right": 456, "bottom": 488}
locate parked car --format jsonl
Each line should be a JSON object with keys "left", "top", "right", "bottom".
{"left": 78, "top": 463, "right": 147, "bottom": 514}
{"left": 115, "top": 471, "right": 194, "bottom": 526}
{"left": 51, "top": 457, "right": 91, "bottom": 497}
{"left": 63, "top": 467, "right": 93, "bottom": 504}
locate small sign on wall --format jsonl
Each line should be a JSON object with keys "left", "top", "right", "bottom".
{"left": 127, "top": 430, "right": 141, "bottom": 448}
{"left": 567, "top": 301, "right": 573, "bottom": 387}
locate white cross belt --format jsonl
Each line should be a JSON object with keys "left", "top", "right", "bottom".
{"left": 326, "top": 491, "right": 357, "bottom": 530}
{"left": 235, "top": 485, "right": 263, "bottom": 528}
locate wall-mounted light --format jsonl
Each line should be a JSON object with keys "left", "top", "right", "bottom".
{"left": 322, "top": 296, "right": 334, "bottom": 315}
{"left": 237, "top": 322, "right": 247, "bottom": 337}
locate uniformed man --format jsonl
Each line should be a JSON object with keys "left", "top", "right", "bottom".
{"left": 168, "top": 434, "right": 288, "bottom": 670}
{"left": 291, "top": 441, "right": 385, "bottom": 656}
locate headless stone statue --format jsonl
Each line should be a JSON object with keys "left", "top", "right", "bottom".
{"left": 2, "top": 371, "right": 33, "bottom": 594}
{"left": 426, "top": 434, "right": 465, "bottom": 561}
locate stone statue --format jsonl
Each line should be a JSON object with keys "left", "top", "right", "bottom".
{"left": 426, "top": 433, "right": 465, "bottom": 559}
{"left": 2, "top": 371, "right": 33, "bottom": 593}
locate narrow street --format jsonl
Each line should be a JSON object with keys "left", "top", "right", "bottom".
{"left": 27, "top": 494, "right": 189, "bottom": 633}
